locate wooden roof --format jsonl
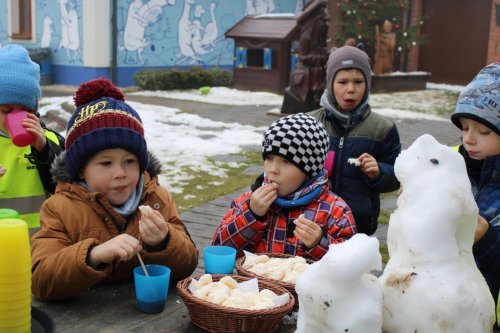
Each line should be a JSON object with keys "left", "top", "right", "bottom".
{"left": 225, "top": 15, "right": 298, "bottom": 41}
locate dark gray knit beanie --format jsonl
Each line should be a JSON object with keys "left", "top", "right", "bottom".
{"left": 325, "top": 45, "right": 372, "bottom": 105}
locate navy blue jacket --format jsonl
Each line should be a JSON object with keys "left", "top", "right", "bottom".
{"left": 461, "top": 146, "right": 500, "bottom": 304}
{"left": 309, "top": 106, "right": 401, "bottom": 235}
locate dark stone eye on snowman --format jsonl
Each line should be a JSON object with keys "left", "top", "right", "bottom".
{"left": 294, "top": 134, "right": 496, "bottom": 333}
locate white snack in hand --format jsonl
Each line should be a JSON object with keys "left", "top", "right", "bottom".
{"left": 347, "top": 158, "right": 361, "bottom": 166}
{"left": 138, "top": 205, "right": 153, "bottom": 216}
{"left": 0, "top": 164, "right": 6, "bottom": 177}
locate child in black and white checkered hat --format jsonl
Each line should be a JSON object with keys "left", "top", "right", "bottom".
{"left": 212, "top": 113, "right": 356, "bottom": 261}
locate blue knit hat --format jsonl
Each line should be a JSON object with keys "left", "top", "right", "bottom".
{"left": 0, "top": 44, "right": 41, "bottom": 111}
{"left": 451, "top": 62, "right": 500, "bottom": 136}
{"left": 65, "top": 78, "right": 148, "bottom": 180}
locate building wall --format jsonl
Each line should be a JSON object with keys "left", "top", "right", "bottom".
{"left": 419, "top": 0, "right": 491, "bottom": 85}
{"left": 0, "top": 0, "right": 305, "bottom": 86}
{"left": 487, "top": 0, "right": 500, "bottom": 63}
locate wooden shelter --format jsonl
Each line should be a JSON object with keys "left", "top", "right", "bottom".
{"left": 225, "top": 15, "right": 299, "bottom": 95}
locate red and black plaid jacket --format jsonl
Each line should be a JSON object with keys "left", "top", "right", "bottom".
{"left": 212, "top": 184, "right": 356, "bottom": 261}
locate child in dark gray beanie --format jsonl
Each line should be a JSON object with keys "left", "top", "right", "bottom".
{"left": 309, "top": 45, "right": 401, "bottom": 235}
{"left": 212, "top": 113, "right": 356, "bottom": 261}
{"left": 0, "top": 44, "right": 65, "bottom": 228}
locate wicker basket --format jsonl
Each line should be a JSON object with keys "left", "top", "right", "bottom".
{"left": 177, "top": 274, "right": 295, "bottom": 333}
{"left": 235, "top": 253, "right": 314, "bottom": 310}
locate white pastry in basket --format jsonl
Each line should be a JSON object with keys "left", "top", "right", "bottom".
{"left": 243, "top": 253, "right": 310, "bottom": 284}
{"left": 197, "top": 273, "right": 213, "bottom": 287}
{"left": 222, "top": 289, "right": 251, "bottom": 309}
{"left": 205, "top": 283, "right": 231, "bottom": 305}
{"left": 189, "top": 274, "right": 290, "bottom": 310}
{"left": 219, "top": 276, "right": 239, "bottom": 289}
{"left": 242, "top": 254, "right": 269, "bottom": 269}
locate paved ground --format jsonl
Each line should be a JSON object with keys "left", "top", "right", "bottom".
{"left": 40, "top": 85, "right": 461, "bottom": 259}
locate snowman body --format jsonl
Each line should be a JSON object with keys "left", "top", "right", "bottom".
{"left": 295, "top": 233, "right": 383, "bottom": 333}
{"left": 379, "top": 134, "right": 495, "bottom": 333}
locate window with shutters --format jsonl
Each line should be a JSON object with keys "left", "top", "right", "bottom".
{"left": 10, "top": 0, "right": 33, "bottom": 40}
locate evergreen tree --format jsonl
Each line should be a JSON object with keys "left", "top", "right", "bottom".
{"left": 332, "top": 0, "right": 427, "bottom": 71}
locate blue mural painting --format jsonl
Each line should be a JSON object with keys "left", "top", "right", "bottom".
{"left": 35, "top": 0, "right": 83, "bottom": 65}
{"left": 1, "top": 0, "right": 305, "bottom": 86}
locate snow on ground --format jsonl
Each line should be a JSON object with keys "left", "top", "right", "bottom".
{"left": 39, "top": 84, "right": 463, "bottom": 193}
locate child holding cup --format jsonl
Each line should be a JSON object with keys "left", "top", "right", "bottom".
{"left": 212, "top": 113, "right": 356, "bottom": 260}
{"left": 31, "top": 78, "right": 198, "bottom": 301}
{"left": 0, "top": 44, "right": 65, "bottom": 228}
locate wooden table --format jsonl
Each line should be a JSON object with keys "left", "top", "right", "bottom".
{"left": 31, "top": 279, "right": 296, "bottom": 333}
{"left": 30, "top": 189, "right": 296, "bottom": 332}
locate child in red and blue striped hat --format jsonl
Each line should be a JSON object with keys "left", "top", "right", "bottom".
{"left": 31, "top": 78, "right": 198, "bottom": 301}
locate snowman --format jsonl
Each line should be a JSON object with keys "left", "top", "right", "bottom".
{"left": 379, "top": 134, "right": 495, "bottom": 333}
{"left": 295, "top": 233, "right": 383, "bottom": 333}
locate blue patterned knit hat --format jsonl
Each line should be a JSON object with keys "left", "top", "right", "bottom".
{"left": 65, "top": 78, "right": 148, "bottom": 180}
{"left": 0, "top": 44, "right": 41, "bottom": 111}
{"left": 451, "top": 62, "right": 500, "bottom": 136}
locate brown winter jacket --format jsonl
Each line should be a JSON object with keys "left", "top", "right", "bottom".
{"left": 31, "top": 152, "right": 198, "bottom": 301}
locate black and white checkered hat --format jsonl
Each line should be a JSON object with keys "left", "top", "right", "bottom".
{"left": 262, "top": 113, "right": 330, "bottom": 177}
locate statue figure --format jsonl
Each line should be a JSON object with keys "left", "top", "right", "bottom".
{"left": 373, "top": 20, "right": 396, "bottom": 74}
{"left": 344, "top": 38, "right": 357, "bottom": 47}
{"left": 281, "top": 0, "right": 329, "bottom": 114}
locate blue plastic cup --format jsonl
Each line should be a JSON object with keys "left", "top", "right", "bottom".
{"left": 133, "top": 264, "right": 171, "bottom": 314}
{"left": 203, "top": 246, "right": 237, "bottom": 274}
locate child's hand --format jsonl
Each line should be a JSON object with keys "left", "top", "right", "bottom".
{"left": 474, "top": 215, "right": 489, "bottom": 244}
{"left": 293, "top": 214, "right": 322, "bottom": 249}
{"left": 249, "top": 183, "right": 278, "bottom": 217}
{"left": 88, "top": 234, "right": 141, "bottom": 268}
{"left": 358, "top": 153, "right": 380, "bottom": 179}
{"left": 24, "top": 113, "right": 47, "bottom": 152}
{"left": 139, "top": 208, "right": 169, "bottom": 248}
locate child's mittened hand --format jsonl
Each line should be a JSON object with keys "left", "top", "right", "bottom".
{"left": 358, "top": 153, "right": 380, "bottom": 179}
{"left": 139, "top": 206, "right": 169, "bottom": 247}
{"left": 293, "top": 214, "right": 322, "bottom": 249}
{"left": 249, "top": 183, "right": 278, "bottom": 217}
{"left": 88, "top": 234, "right": 141, "bottom": 268}
{"left": 24, "top": 113, "right": 47, "bottom": 152}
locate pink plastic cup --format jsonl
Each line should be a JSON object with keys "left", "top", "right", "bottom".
{"left": 3, "top": 110, "right": 35, "bottom": 147}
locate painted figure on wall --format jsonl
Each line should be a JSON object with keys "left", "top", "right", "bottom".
{"left": 176, "top": 0, "right": 220, "bottom": 65}
{"left": 122, "top": 0, "right": 176, "bottom": 64}
{"left": 59, "top": 0, "right": 80, "bottom": 63}
{"left": 374, "top": 19, "right": 396, "bottom": 74}
{"left": 41, "top": 16, "right": 53, "bottom": 48}
{"left": 246, "top": 0, "right": 276, "bottom": 15}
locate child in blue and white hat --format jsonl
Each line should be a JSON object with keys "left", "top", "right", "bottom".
{"left": 0, "top": 44, "right": 65, "bottom": 227}
{"left": 451, "top": 61, "right": 500, "bottom": 326}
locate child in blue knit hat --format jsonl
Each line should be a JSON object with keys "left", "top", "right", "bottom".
{"left": 451, "top": 61, "right": 500, "bottom": 326}
{"left": 0, "top": 44, "right": 65, "bottom": 228}
{"left": 31, "top": 78, "right": 198, "bottom": 301}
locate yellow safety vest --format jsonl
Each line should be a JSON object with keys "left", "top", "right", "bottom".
{"left": 0, "top": 130, "right": 59, "bottom": 228}
{"left": 497, "top": 292, "right": 499, "bottom": 326}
